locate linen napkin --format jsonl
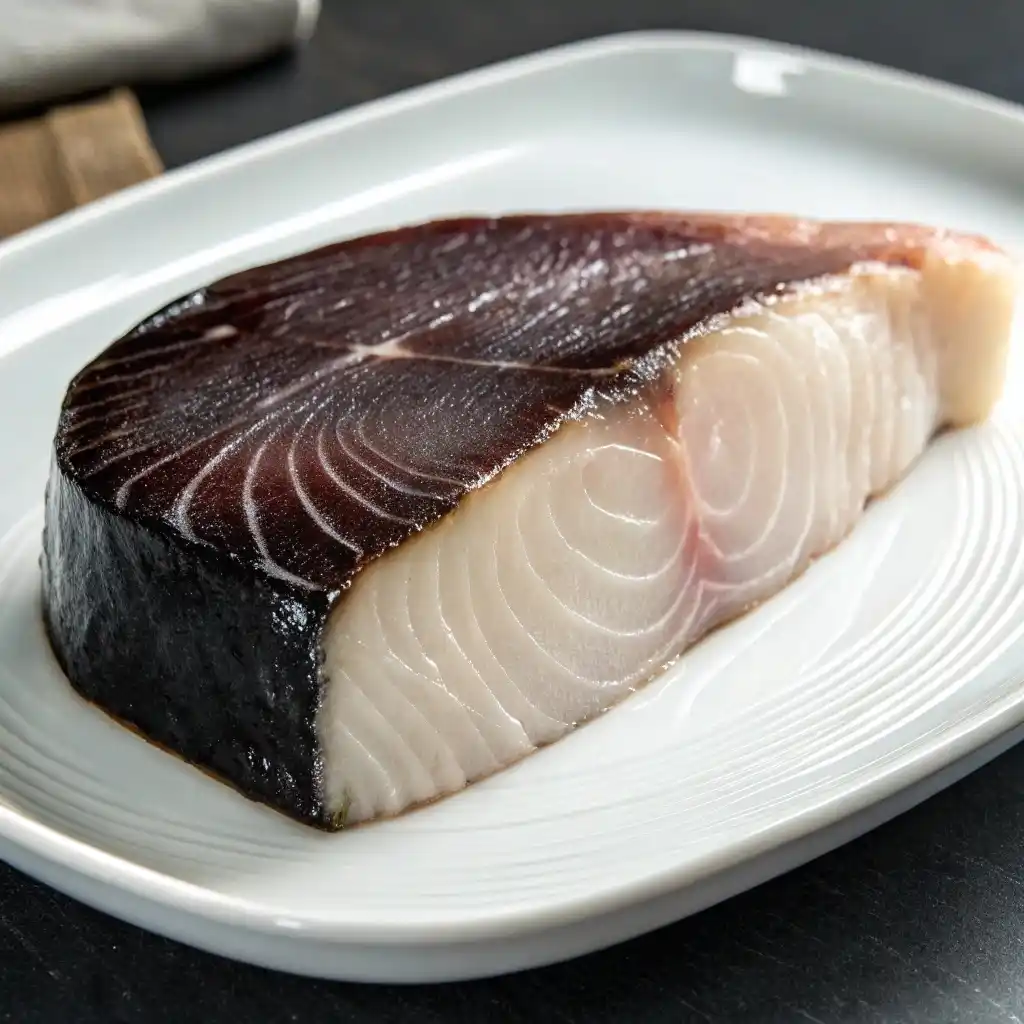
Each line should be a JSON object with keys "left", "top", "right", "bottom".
{"left": 0, "top": 0, "right": 320, "bottom": 114}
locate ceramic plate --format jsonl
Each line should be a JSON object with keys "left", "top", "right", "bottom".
{"left": 1, "top": 32, "right": 1024, "bottom": 984}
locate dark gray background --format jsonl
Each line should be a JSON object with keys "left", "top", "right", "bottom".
{"left": 5, "top": 2, "right": 1024, "bottom": 1021}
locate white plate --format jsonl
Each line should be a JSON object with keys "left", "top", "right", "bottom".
{"left": 1, "top": 31, "right": 1024, "bottom": 985}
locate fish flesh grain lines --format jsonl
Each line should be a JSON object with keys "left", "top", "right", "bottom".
{"left": 40, "top": 211, "right": 1018, "bottom": 829}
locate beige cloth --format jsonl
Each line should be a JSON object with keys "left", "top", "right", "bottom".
{"left": 0, "top": 0, "right": 320, "bottom": 113}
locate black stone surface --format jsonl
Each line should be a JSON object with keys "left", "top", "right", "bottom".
{"left": 4, "top": 1, "right": 1024, "bottom": 1021}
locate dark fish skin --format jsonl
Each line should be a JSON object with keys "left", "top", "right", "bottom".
{"left": 42, "top": 471, "right": 328, "bottom": 824}
{"left": 40, "top": 212, "right": 975, "bottom": 827}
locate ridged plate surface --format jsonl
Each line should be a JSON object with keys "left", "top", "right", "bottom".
{"left": 0, "top": 32, "right": 1023, "bottom": 983}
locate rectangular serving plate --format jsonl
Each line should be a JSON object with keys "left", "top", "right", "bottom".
{"left": 0, "top": 31, "right": 1023, "bottom": 984}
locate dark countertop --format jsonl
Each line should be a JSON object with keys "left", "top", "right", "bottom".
{"left": 5, "top": 2, "right": 1024, "bottom": 1022}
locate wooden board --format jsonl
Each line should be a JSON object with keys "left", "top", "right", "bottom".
{"left": 0, "top": 89, "right": 162, "bottom": 238}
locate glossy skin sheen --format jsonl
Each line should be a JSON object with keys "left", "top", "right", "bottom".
{"left": 41, "top": 213, "right": 1014, "bottom": 828}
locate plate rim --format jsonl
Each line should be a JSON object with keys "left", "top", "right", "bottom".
{"left": 2, "top": 27, "right": 1024, "bottom": 950}
{"left": 3, "top": 28, "right": 1024, "bottom": 264}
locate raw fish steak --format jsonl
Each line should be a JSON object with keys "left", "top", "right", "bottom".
{"left": 41, "top": 213, "right": 1017, "bottom": 829}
